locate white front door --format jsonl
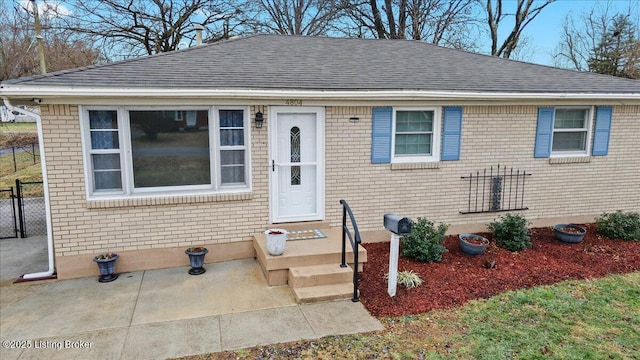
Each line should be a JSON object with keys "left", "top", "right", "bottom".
{"left": 270, "top": 107, "right": 325, "bottom": 223}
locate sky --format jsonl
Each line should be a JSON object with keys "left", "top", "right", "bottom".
{"left": 16, "top": 0, "right": 640, "bottom": 67}
{"left": 513, "top": 0, "right": 639, "bottom": 66}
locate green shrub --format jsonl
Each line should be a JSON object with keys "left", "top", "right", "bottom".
{"left": 596, "top": 211, "right": 640, "bottom": 241}
{"left": 401, "top": 218, "right": 449, "bottom": 262}
{"left": 487, "top": 213, "right": 531, "bottom": 251}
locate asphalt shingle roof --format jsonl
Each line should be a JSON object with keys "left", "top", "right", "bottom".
{"left": 4, "top": 34, "right": 640, "bottom": 94}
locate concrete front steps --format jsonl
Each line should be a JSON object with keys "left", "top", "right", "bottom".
{"left": 288, "top": 263, "right": 357, "bottom": 303}
{"left": 253, "top": 224, "right": 366, "bottom": 304}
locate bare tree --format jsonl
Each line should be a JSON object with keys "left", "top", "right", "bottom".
{"left": 555, "top": 4, "right": 640, "bottom": 79}
{"left": 1, "top": 1, "right": 100, "bottom": 80}
{"left": 342, "top": 0, "right": 479, "bottom": 49}
{"left": 252, "top": 0, "right": 345, "bottom": 36}
{"left": 55, "top": 0, "right": 249, "bottom": 59}
{"left": 485, "top": 0, "right": 554, "bottom": 58}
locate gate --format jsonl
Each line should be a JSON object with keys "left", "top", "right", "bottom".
{"left": 0, "top": 188, "right": 18, "bottom": 239}
{"left": 15, "top": 179, "right": 46, "bottom": 238}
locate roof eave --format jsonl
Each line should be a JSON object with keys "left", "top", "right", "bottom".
{"left": 1, "top": 85, "right": 639, "bottom": 102}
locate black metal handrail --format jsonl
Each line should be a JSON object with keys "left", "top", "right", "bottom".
{"left": 340, "top": 199, "right": 362, "bottom": 302}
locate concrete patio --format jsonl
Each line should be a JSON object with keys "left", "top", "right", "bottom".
{"left": 0, "top": 239, "right": 384, "bottom": 360}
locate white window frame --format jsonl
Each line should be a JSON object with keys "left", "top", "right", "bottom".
{"left": 215, "top": 106, "right": 251, "bottom": 189}
{"left": 391, "top": 107, "right": 441, "bottom": 163}
{"left": 80, "top": 105, "right": 251, "bottom": 199}
{"left": 550, "top": 106, "right": 593, "bottom": 158}
{"left": 80, "top": 106, "right": 127, "bottom": 196}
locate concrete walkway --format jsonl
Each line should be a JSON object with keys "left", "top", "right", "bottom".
{"left": 0, "top": 259, "right": 383, "bottom": 360}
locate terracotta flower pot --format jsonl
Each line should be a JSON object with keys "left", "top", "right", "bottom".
{"left": 265, "top": 229, "right": 288, "bottom": 256}
{"left": 459, "top": 234, "right": 489, "bottom": 255}
{"left": 553, "top": 224, "right": 586, "bottom": 243}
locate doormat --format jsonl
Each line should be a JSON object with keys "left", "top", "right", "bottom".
{"left": 287, "top": 229, "right": 327, "bottom": 241}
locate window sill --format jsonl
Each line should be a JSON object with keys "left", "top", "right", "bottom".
{"left": 391, "top": 162, "right": 440, "bottom": 170}
{"left": 548, "top": 156, "right": 592, "bottom": 165}
{"left": 86, "top": 191, "right": 253, "bottom": 209}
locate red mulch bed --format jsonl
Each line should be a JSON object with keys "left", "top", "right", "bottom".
{"left": 359, "top": 224, "right": 640, "bottom": 317}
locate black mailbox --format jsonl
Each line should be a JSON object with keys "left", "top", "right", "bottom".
{"left": 384, "top": 214, "right": 412, "bottom": 236}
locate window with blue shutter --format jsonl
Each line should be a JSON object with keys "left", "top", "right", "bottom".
{"left": 371, "top": 107, "right": 392, "bottom": 163}
{"left": 536, "top": 106, "right": 603, "bottom": 158}
{"left": 592, "top": 106, "right": 612, "bottom": 156}
{"left": 534, "top": 108, "right": 554, "bottom": 158}
{"left": 441, "top": 107, "right": 463, "bottom": 161}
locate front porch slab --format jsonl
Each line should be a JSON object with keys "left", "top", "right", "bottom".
{"left": 253, "top": 228, "right": 367, "bottom": 286}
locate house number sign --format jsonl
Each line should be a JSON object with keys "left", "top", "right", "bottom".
{"left": 286, "top": 99, "right": 303, "bottom": 106}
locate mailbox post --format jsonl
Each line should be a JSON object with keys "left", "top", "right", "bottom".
{"left": 383, "top": 214, "right": 412, "bottom": 297}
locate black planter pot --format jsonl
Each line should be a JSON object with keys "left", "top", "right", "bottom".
{"left": 185, "top": 248, "right": 208, "bottom": 275}
{"left": 459, "top": 234, "right": 489, "bottom": 255}
{"left": 93, "top": 254, "right": 119, "bottom": 283}
{"left": 554, "top": 224, "right": 587, "bottom": 243}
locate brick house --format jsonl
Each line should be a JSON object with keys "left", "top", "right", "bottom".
{"left": 2, "top": 35, "right": 639, "bottom": 281}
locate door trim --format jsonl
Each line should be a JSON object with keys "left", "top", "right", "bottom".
{"left": 269, "top": 106, "right": 325, "bottom": 223}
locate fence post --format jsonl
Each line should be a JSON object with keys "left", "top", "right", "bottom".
{"left": 15, "top": 179, "right": 26, "bottom": 238}
{"left": 10, "top": 187, "right": 18, "bottom": 238}
{"left": 12, "top": 147, "right": 17, "bottom": 172}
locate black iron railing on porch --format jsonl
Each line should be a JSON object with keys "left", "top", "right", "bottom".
{"left": 340, "top": 199, "right": 361, "bottom": 302}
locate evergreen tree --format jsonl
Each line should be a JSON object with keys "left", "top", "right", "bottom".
{"left": 587, "top": 15, "right": 640, "bottom": 79}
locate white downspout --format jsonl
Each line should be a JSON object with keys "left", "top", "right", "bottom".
{"left": 2, "top": 97, "right": 55, "bottom": 279}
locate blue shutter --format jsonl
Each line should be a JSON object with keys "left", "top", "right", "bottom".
{"left": 441, "top": 107, "right": 463, "bottom": 161}
{"left": 592, "top": 106, "right": 612, "bottom": 156}
{"left": 371, "top": 107, "right": 392, "bottom": 163}
{"left": 534, "top": 108, "right": 554, "bottom": 158}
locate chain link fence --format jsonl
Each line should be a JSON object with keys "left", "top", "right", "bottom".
{"left": 16, "top": 180, "right": 46, "bottom": 238}
{"left": 0, "top": 188, "right": 18, "bottom": 238}
{"left": 0, "top": 180, "right": 46, "bottom": 239}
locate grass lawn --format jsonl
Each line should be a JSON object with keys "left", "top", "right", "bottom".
{"left": 0, "top": 152, "right": 42, "bottom": 197}
{"left": 1, "top": 122, "right": 42, "bottom": 197}
{"left": 0, "top": 122, "right": 37, "bottom": 134}
{"left": 0, "top": 161, "right": 43, "bottom": 197}
{"left": 190, "top": 272, "right": 640, "bottom": 359}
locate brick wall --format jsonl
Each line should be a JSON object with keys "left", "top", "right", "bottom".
{"left": 41, "top": 105, "right": 271, "bottom": 258}
{"left": 325, "top": 105, "right": 640, "bottom": 231}
{"left": 41, "top": 104, "right": 639, "bottom": 260}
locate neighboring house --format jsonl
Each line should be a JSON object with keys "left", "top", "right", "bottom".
{"left": 1, "top": 35, "right": 639, "bottom": 280}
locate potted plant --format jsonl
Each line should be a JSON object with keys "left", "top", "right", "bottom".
{"left": 185, "top": 247, "right": 208, "bottom": 275}
{"left": 459, "top": 233, "right": 489, "bottom": 255}
{"left": 553, "top": 224, "right": 587, "bottom": 243}
{"left": 264, "top": 229, "right": 288, "bottom": 256}
{"left": 93, "top": 252, "right": 119, "bottom": 283}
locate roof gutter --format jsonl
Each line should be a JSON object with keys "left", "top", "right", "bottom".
{"left": 1, "top": 86, "right": 639, "bottom": 101}
{"left": 2, "top": 97, "right": 55, "bottom": 280}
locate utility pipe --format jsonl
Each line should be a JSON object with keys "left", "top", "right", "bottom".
{"left": 2, "top": 97, "right": 55, "bottom": 279}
